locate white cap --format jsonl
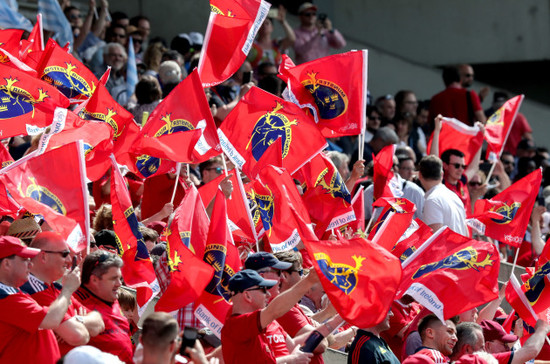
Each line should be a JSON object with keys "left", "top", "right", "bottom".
{"left": 63, "top": 346, "right": 124, "bottom": 364}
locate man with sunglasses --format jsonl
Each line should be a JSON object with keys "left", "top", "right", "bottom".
{"left": 21, "top": 232, "right": 105, "bottom": 356}
{"left": 74, "top": 250, "right": 133, "bottom": 364}
{"left": 199, "top": 156, "right": 224, "bottom": 185}
{"left": 0, "top": 236, "right": 80, "bottom": 364}
{"left": 221, "top": 268, "right": 319, "bottom": 363}
{"left": 293, "top": 2, "right": 346, "bottom": 64}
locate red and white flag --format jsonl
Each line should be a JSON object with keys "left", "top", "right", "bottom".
{"left": 485, "top": 95, "right": 524, "bottom": 159}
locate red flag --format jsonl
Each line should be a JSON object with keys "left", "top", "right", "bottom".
{"left": 219, "top": 86, "right": 327, "bottom": 176}
{"left": 0, "top": 62, "right": 70, "bottom": 138}
{"left": 155, "top": 186, "right": 214, "bottom": 312}
{"left": 0, "top": 142, "right": 87, "bottom": 250}
{"left": 304, "top": 236, "right": 402, "bottom": 328}
{"left": 198, "top": 0, "right": 270, "bottom": 86}
{"left": 391, "top": 219, "right": 433, "bottom": 264}
{"left": 368, "top": 197, "right": 416, "bottom": 251}
{"left": 19, "top": 15, "right": 44, "bottom": 69}
{"left": 109, "top": 155, "right": 160, "bottom": 312}
{"left": 296, "top": 152, "right": 355, "bottom": 231}
{"left": 36, "top": 39, "right": 99, "bottom": 102}
{"left": 278, "top": 51, "right": 368, "bottom": 138}
{"left": 251, "top": 165, "right": 312, "bottom": 252}
{"left": 248, "top": 136, "right": 283, "bottom": 180}
{"left": 427, "top": 117, "right": 484, "bottom": 166}
{"left": 505, "top": 268, "right": 550, "bottom": 328}
{"left": 485, "top": 95, "right": 524, "bottom": 159}
{"left": 373, "top": 144, "right": 402, "bottom": 201}
{"left": 194, "top": 189, "right": 242, "bottom": 338}
{"left": 468, "top": 169, "right": 541, "bottom": 247}
{"left": 0, "top": 181, "right": 20, "bottom": 217}
{"left": 346, "top": 186, "right": 365, "bottom": 233}
{"left": 37, "top": 108, "right": 114, "bottom": 181}
{"left": 0, "top": 141, "right": 14, "bottom": 168}
{"left": 0, "top": 29, "right": 24, "bottom": 58}
{"left": 198, "top": 170, "right": 257, "bottom": 247}
{"left": 398, "top": 228, "right": 500, "bottom": 322}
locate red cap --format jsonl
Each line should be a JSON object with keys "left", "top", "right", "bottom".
{"left": 480, "top": 320, "right": 518, "bottom": 343}
{"left": 0, "top": 236, "right": 40, "bottom": 259}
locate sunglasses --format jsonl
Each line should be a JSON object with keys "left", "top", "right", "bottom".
{"left": 206, "top": 167, "right": 223, "bottom": 174}
{"left": 289, "top": 269, "right": 304, "bottom": 277}
{"left": 468, "top": 181, "right": 482, "bottom": 187}
{"left": 450, "top": 163, "right": 467, "bottom": 169}
{"left": 43, "top": 250, "right": 71, "bottom": 258}
{"left": 245, "top": 286, "right": 268, "bottom": 294}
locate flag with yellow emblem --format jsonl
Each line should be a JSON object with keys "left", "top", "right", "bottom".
{"left": 485, "top": 94, "right": 524, "bottom": 159}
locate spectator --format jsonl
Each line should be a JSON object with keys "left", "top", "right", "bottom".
{"left": 458, "top": 64, "right": 489, "bottom": 103}
{"left": 138, "top": 312, "right": 180, "bottom": 364}
{"left": 375, "top": 94, "right": 396, "bottom": 127}
{"left": 127, "top": 75, "right": 162, "bottom": 125}
{"left": 293, "top": 2, "right": 346, "bottom": 64}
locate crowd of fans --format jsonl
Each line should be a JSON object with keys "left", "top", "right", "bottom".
{"left": 2, "top": 0, "right": 550, "bottom": 363}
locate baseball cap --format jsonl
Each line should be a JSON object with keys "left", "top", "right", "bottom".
{"left": 228, "top": 269, "right": 277, "bottom": 293}
{"left": 63, "top": 345, "right": 124, "bottom": 364}
{"left": 188, "top": 32, "right": 204, "bottom": 47}
{"left": 480, "top": 320, "right": 518, "bottom": 343}
{"left": 0, "top": 236, "right": 40, "bottom": 259}
{"left": 298, "top": 2, "right": 318, "bottom": 14}
{"left": 244, "top": 252, "right": 292, "bottom": 271}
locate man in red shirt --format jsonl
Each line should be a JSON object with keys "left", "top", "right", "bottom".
{"left": 21, "top": 231, "right": 105, "bottom": 356}
{"left": 0, "top": 236, "right": 81, "bottom": 364}
{"left": 221, "top": 269, "right": 316, "bottom": 364}
{"left": 74, "top": 250, "right": 133, "bottom": 364}
{"left": 402, "top": 314, "right": 458, "bottom": 363}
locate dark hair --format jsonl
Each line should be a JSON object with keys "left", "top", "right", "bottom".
{"left": 442, "top": 66, "right": 461, "bottom": 87}
{"left": 258, "top": 75, "right": 282, "bottom": 96}
{"left": 63, "top": 6, "right": 79, "bottom": 17}
{"left": 111, "top": 11, "right": 129, "bottom": 24}
{"left": 440, "top": 149, "right": 465, "bottom": 164}
{"left": 135, "top": 75, "right": 162, "bottom": 104}
{"left": 394, "top": 90, "right": 415, "bottom": 115}
{"left": 199, "top": 156, "right": 223, "bottom": 176}
{"left": 141, "top": 312, "right": 179, "bottom": 349}
{"left": 419, "top": 155, "right": 443, "bottom": 181}
{"left": 139, "top": 226, "right": 159, "bottom": 243}
{"left": 418, "top": 314, "right": 459, "bottom": 341}
{"left": 105, "top": 25, "right": 127, "bottom": 42}
{"left": 366, "top": 105, "right": 380, "bottom": 118}
{"left": 81, "top": 250, "right": 123, "bottom": 284}
{"left": 130, "top": 15, "right": 150, "bottom": 27}
{"left": 257, "top": 61, "right": 276, "bottom": 77}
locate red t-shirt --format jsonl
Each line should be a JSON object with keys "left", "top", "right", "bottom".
{"left": 74, "top": 286, "right": 133, "bottom": 364}
{"left": 0, "top": 282, "right": 60, "bottom": 364}
{"left": 265, "top": 320, "right": 290, "bottom": 357}
{"left": 20, "top": 274, "right": 85, "bottom": 356}
{"left": 403, "top": 348, "right": 449, "bottom": 363}
{"left": 504, "top": 113, "right": 531, "bottom": 154}
{"left": 277, "top": 304, "right": 324, "bottom": 364}
{"left": 429, "top": 86, "right": 482, "bottom": 126}
{"left": 221, "top": 309, "right": 277, "bottom": 364}
{"left": 493, "top": 351, "right": 513, "bottom": 364}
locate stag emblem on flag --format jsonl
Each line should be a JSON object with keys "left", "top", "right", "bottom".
{"left": 314, "top": 253, "right": 365, "bottom": 295}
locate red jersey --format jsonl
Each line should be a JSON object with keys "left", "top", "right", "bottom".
{"left": 443, "top": 174, "right": 471, "bottom": 215}
{"left": 74, "top": 286, "right": 133, "bottom": 364}
{"left": 277, "top": 304, "right": 324, "bottom": 364}
{"left": 21, "top": 274, "right": 85, "bottom": 356}
{"left": 0, "top": 282, "right": 60, "bottom": 364}
{"left": 403, "top": 348, "right": 449, "bottom": 363}
{"left": 221, "top": 309, "right": 277, "bottom": 364}
{"left": 265, "top": 320, "right": 290, "bottom": 357}
{"left": 429, "top": 86, "right": 482, "bottom": 127}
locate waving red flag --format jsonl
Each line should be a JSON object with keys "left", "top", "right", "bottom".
{"left": 485, "top": 95, "right": 524, "bottom": 159}
{"left": 346, "top": 186, "right": 365, "bottom": 233}
{"left": 155, "top": 186, "right": 214, "bottom": 312}
{"left": 296, "top": 152, "right": 355, "bottom": 231}
{"left": 194, "top": 189, "right": 242, "bottom": 338}
{"left": 0, "top": 29, "right": 24, "bottom": 58}
{"left": 198, "top": 0, "right": 270, "bottom": 86}
{"left": 19, "top": 15, "right": 44, "bottom": 69}
{"left": 368, "top": 197, "right": 416, "bottom": 251}
{"left": 398, "top": 228, "right": 500, "bottom": 322}
{"left": 0, "top": 141, "right": 14, "bottom": 168}
{"left": 278, "top": 51, "right": 368, "bottom": 138}
{"left": 0, "top": 181, "right": 20, "bottom": 217}
{"left": 0, "top": 142, "right": 87, "bottom": 250}
{"left": 427, "top": 117, "right": 484, "bottom": 166}
{"left": 37, "top": 39, "right": 99, "bottom": 102}
{"left": 198, "top": 170, "right": 257, "bottom": 247}
{"left": 219, "top": 86, "right": 327, "bottom": 176}
{"left": 373, "top": 144, "right": 402, "bottom": 201}
{"left": 0, "top": 62, "right": 70, "bottom": 138}
{"left": 391, "top": 219, "right": 432, "bottom": 264}
{"left": 468, "top": 168, "right": 541, "bottom": 247}
{"left": 37, "top": 108, "right": 114, "bottom": 181}
{"left": 109, "top": 155, "right": 160, "bottom": 312}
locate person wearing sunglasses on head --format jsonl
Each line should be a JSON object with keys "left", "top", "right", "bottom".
{"left": 21, "top": 232, "right": 105, "bottom": 357}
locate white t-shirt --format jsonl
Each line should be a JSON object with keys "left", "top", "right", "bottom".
{"left": 422, "top": 183, "right": 468, "bottom": 236}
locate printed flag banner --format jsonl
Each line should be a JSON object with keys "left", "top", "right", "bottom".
{"left": 345, "top": 186, "right": 365, "bottom": 233}
{"left": 0, "top": 62, "right": 70, "bottom": 138}
{"left": 296, "top": 152, "right": 355, "bottom": 231}
{"left": 279, "top": 50, "right": 368, "bottom": 137}
{"left": 427, "top": 117, "right": 484, "bottom": 166}
{"left": 468, "top": 168, "right": 542, "bottom": 247}
{"left": 198, "top": 0, "right": 270, "bottom": 86}
{"left": 372, "top": 144, "right": 402, "bottom": 201}
{"left": 219, "top": 86, "right": 327, "bottom": 176}
{"left": 0, "top": 142, "right": 87, "bottom": 250}
{"left": 0, "top": 140, "right": 13, "bottom": 168}
{"left": 391, "top": 219, "right": 433, "bottom": 264}
{"left": 109, "top": 155, "right": 160, "bottom": 313}
{"left": 0, "top": 29, "right": 24, "bottom": 58}
{"left": 19, "top": 14, "right": 44, "bottom": 69}
{"left": 37, "top": 39, "right": 98, "bottom": 102}
{"left": 368, "top": 197, "right": 416, "bottom": 251}
{"left": 155, "top": 186, "right": 214, "bottom": 313}
{"left": 194, "top": 189, "right": 241, "bottom": 338}
{"left": 485, "top": 95, "right": 524, "bottom": 159}
{"left": 398, "top": 228, "right": 500, "bottom": 322}
{"left": 506, "top": 267, "right": 550, "bottom": 328}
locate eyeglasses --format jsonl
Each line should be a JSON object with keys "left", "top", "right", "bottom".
{"left": 289, "top": 269, "right": 304, "bottom": 276}
{"left": 450, "top": 163, "right": 467, "bottom": 169}
{"left": 245, "top": 286, "right": 268, "bottom": 294}
{"left": 301, "top": 12, "right": 316, "bottom": 16}
{"left": 468, "top": 181, "right": 482, "bottom": 187}
{"left": 43, "top": 250, "right": 71, "bottom": 258}
{"left": 205, "top": 167, "right": 223, "bottom": 174}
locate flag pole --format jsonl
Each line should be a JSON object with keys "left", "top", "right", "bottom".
{"left": 509, "top": 246, "right": 520, "bottom": 279}
{"left": 485, "top": 158, "right": 498, "bottom": 183}
{"left": 221, "top": 154, "right": 232, "bottom": 200}
{"left": 364, "top": 206, "right": 376, "bottom": 235}
{"left": 170, "top": 163, "right": 182, "bottom": 205}
{"left": 358, "top": 133, "right": 364, "bottom": 166}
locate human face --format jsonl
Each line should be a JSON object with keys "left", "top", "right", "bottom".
{"left": 244, "top": 285, "right": 271, "bottom": 309}
{"left": 399, "top": 159, "right": 415, "bottom": 181}
{"left": 416, "top": 109, "right": 429, "bottom": 126}
{"left": 138, "top": 19, "right": 151, "bottom": 39}
{"left": 258, "top": 268, "right": 281, "bottom": 301}
{"left": 367, "top": 111, "right": 381, "bottom": 130}
{"left": 501, "top": 156, "right": 515, "bottom": 175}
{"left": 402, "top": 93, "right": 418, "bottom": 116}
{"left": 202, "top": 164, "right": 223, "bottom": 184}
{"left": 105, "top": 47, "right": 127, "bottom": 72}
{"left": 460, "top": 65, "right": 474, "bottom": 88}
{"left": 458, "top": 307, "right": 478, "bottom": 323}
{"left": 445, "top": 155, "right": 466, "bottom": 183}
{"left": 485, "top": 339, "right": 509, "bottom": 353}
{"left": 90, "top": 267, "right": 123, "bottom": 303}
{"left": 433, "top": 320, "right": 458, "bottom": 356}
{"left": 42, "top": 248, "right": 72, "bottom": 281}
{"left": 299, "top": 10, "right": 317, "bottom": 26}
{"left": 379, "top": 99, "right": 396, "bottom": 120}
{"left": 281, "top": 267, "right": 303, "bottom": 292}
{"left": 10, "top": 255, "right": 33, "bottom": 287}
